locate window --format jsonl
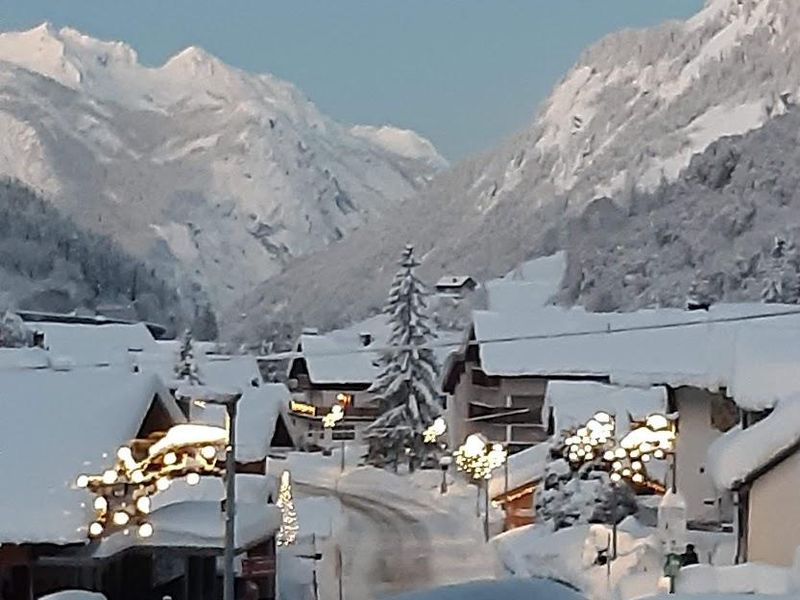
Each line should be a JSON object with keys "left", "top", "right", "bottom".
{"left": 710, "top": 395, "right": 738, "bottom": 432}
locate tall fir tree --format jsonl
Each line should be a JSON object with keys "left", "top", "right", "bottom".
{"left": 365, "top": 245, "right": 442, "bottom": 468}
{"left": 174, "top": 329, "right": 201, "bottom": 384}
{"left": 761, "top": 236, "right": 800, "bottom": 304}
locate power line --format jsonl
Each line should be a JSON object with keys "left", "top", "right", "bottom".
{"left": 254, "top": 306, "right": 800, "bottom": 363}
{"left": 5, "top": 307, "right": 800, "bottom": 372}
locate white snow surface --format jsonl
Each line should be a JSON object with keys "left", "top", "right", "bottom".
{"left": 0, "top": 24, "right": 444, "bottom": 311}
{"left": 675, "top": 562, "right": 799, "bottom": 595}
{"left": 544, "top": 381, "right": 667, "bottom": 436}
{"left": 0, "top": 368, "right": 174, "bottom": 544}
{"left": 33, "top": 322, "right": 160, "bottom": 367}
{"left": 381, "top": 578, "right": 587, "bottom": 600}
{"left": 707, "top": 397, "right": 800, "bottom": 490}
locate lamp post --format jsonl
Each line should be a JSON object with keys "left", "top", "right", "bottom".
{"left": 454, "top": 433, "right": 507, "bottom": 541}
{"left": 179, "top": 386, "right": 242, "bottom": 600}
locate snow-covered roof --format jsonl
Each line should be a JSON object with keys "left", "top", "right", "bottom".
{"left": 190, "top": 355, "right": 288, "bottom": 462}
{"left": 0, "top": 367, "right": 177, "bottom": 545}
{"left": 489, "top": 442, "right": 549, "bottom": 499}
{"left": 486, "top": 252, "right": 566, "bottom": 312}
{"left": 470, "top": 304, "right": 800, "bottom": 402}
{"left": 296, "top": 332, "right": 379, "bottom": 385}
{"left": 435, "top": 276, "right": 475, "bottom": 289}
{"left": 727, "top": 324, "right": 800, "bottom": 411}
{"left": 707, "top": 398, "right": 800, "bottom": 490}
{"left": 92, "top": 501, "right": 281, "bottom": 558}
{"left": 544, "top": 382, "right": 667, "bottom": 436}
{"left": 91, "top": 472, "right": 280, "bottom": 557}
{"left": 33, "top": 322, "right": 160, "bottom": 367}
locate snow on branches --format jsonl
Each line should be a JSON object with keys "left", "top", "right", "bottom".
{"left": 174, "top": 329, "right": 201, "bottom": 384}
{"left": 365, "top": 245, "right": 443, "bottom": 469}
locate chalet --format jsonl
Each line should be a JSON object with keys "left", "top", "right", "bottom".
{"left": 0, "top": 338, "right": 284, "bottom": 600}
{"left": 0, "top": 359, "right": 181, "bottom": 600}
{"left": 707, "top": 323, "right": 800, "bottom": 567}
{"left": 435, "top": 276, "right": 477, "bottom": 295}
{"left": 442, "top": 304, "right": 800, "bottom": 525}
{"left": 285, "top": 331, "right": 382, "bottom": 449}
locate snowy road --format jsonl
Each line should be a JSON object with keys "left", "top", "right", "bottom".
{"left": 298, "top": 480, "right": 493, "bottom": 600}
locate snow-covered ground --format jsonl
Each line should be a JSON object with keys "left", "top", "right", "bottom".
{"left": 269, "top": 449, "right": 498, "bottom": 600}
{"left": 492, "top": 516, "right": 737, "bottom": 600}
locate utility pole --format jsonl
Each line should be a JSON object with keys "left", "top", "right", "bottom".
{"left": 483, "top": 478, "right": 490, "bottom": 541}
{"left": 224, "top": 396, "right": 240, "bottom": 600}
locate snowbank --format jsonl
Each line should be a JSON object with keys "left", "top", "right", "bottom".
{"left": 676, "top": 562, "right": 797, "bottom": 595}
{"left": 707, "top": 398, "right": 800, "bottom": 490}
{"left": 381, "top": 578, "right": 587, "bottom": 600}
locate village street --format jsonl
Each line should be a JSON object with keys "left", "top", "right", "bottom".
{"left": 292, "top": 471, "right": 494, "bottom": 600}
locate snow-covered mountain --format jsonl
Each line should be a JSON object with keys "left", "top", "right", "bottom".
{"left": 0, "top": 24, "right": 445, "bottom": 311}
{"left": 226, "top": 0, "right": 800, "bottom": 341}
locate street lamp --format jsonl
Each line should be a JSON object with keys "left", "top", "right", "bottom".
{"left": 454, "top": 433, "right": 507, "bottom": 541}
{"left": 178, "top": 385, "right": 242, "bottom": 600}
{"left": 322, "top": 405, "right": 346, "bottom": 472}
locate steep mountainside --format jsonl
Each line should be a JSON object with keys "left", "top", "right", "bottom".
{"left": 0, "top": 24, "right": 444, "bottom": 311}
{"left": 227, "top": 0, "right": 800, "bottom": 341}
{"left": 561, "top": 108, "right": 800, "bottom": 311}
{"left": 0, "top": 179, "right": 207, "bottom": 335}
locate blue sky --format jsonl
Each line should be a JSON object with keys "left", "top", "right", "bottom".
{"left": 0, "top": 0, "right": 704, "bottom": 160}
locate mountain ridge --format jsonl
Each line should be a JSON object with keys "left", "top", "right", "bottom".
{"left": 226, "top": 0, "right": 800, "bottom": 342}
{"left": 0, "top": 24, "right": 445, "bottom": 313}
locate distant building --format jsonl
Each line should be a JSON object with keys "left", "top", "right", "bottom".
{"left": 435, "top": 276, "right": 477, "bottom": 295}
{"left": 285, "top": 331, "right": 381, "bottom": 449}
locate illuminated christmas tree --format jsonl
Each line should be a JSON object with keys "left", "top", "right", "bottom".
{"left": 276, "top": 470, "right": 298, "bottom": 546}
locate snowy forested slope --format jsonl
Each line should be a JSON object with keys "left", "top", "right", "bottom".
{"left": 0, "top": 24, "right": 444, "bottom": 313}
{"left": 228, "top": 0, "right": 800, "bottom": 341}
{"left": 559, "top": 108, "right": 800, "bottom": 312}
{"left": 0, "top": 180, "right": 208, "bottom": 334}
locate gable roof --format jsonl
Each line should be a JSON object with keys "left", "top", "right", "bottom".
{"left": 191, "top": 355, "right": 289, "bottom": 462}
{"left": 33, "top": 322, "right": 161, "bottom": 367}
{"left": 456, "top": 304, "right": 800, "bottom": 399}
{"left": 435, "top": 276, "right": 476, "bottom": 289}
{"left": 0, "top": 366, "right": 179, "bottom": 545}
{"left": 707, "top": 398, "right": 800, "bottom": 491}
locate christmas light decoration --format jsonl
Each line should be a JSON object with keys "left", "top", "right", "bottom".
{"left": 76, "top": 422, "right": 229, "bottom": 540}
{"left": 276, "top": 470, "right": 299, "bottom": 546}
{"left": 423, "top": 417, "right": 447, "bottom": 444}
{"left": 322, "top": 404, "right": 345, "bottom": 429}
{"left": 560, "top": 411, "right": 677, "bottom": 491}
{"left": 454, "top": 433, "right": 507, "bottom": 481}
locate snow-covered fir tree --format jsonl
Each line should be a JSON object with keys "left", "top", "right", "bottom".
{"left": 762, "top": 236, "right": 800, "bottom": 304}
{"left": 535, "top": 441, "right": 637, "bottom": 531}
{"left": 174, "top": 330, "right": 201, "bottom": 384}
{"left": 276, "top": 471, "right": 299, "bottom": 546}
{"left": 0, "top": 311, "right": 32, "bottom": 348}
{"left": 365, "top": 245, "right": 443, "bottom": 469}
